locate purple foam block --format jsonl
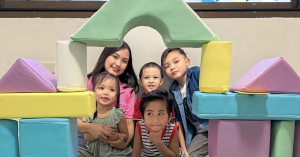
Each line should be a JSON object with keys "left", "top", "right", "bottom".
{"left": 293, "top": 121, "right": 300, "bottom": 157}
{"left": 209, "top": 120, "right": 270, "bottom": 157}
{"left": 230, "top": 57, "right": 300, "bottom": 94}
{"left": 0, "top": 58, "right": 57, "bottom": 93}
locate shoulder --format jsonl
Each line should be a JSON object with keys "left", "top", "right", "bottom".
{"left": 189, "top": 66, "right": 200, "bottom": 74}
{"left": 169, "top": 80, "right": 179, "bottom": 91}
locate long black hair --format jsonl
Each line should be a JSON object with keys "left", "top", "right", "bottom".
{"left": 88, "top": 42, "right": 139, "bottom": 93}
{"left": 92, "top": 72, "right": 120, "bottom": 119}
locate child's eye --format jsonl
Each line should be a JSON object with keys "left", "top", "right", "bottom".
{"left": 147, "top": 113, "right": 153, "bottom": 116}
{"left": 99, "top": 87, "right": 104, "bottom": 90}
{"left": 175, "top": 60, "right": 179, "bottom": 64}
{"left": 159, "top": 113, "right": 164, "bottom": 116}
{"left": 144, "top": 77, "right": 149, "bottom": 79}
{"left": 154, "top": 77, "right": 158, "bottom": 79}
{"left": 164, "top": 66, "right": 169, "bottom": 69}
{"left": 110, "top": 89, "right": 115, "bottom": 92}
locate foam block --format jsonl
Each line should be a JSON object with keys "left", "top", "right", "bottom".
{"left": 0, "top": 119, "right": 19, "bottom": 157}
{"left": 293, "top": 121, "right": 300, "bottom": 157}
{"left": 0, "top": 58, "right": 57, "bottom": 93}
{"left": 19, "top": 118, "right": 78, "bottom": 157}
{"left": 209, "top": 120, "right": 270, "bottom": 157}
{"left": 56, "top": 41, "right": 87, "bottom": 92}
{"left": 71, "top": 0, "right": 218, "bottom": 47}
{"left": 270, "top": 121, "right": 295, "bottom": 157}
{"left": 0, "top": 92, "right": 95, "bottom": 118}
{"left": 199, "top": 41, "right": 232, "bottom": 93}
{"left": 192, "top": 91, "right": 300, "bottom": 120}
{"left": 230, "top": 57, "right": 300, "bottom": 94}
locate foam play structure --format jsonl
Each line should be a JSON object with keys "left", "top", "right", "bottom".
{"left": 1, "top": 0, "right": 299, "bottom": 156}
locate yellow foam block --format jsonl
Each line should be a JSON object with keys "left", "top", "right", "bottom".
{"left": 200, "top": 41, "right": 232, "bottom": 93}
{"left": 0, "top": 92, "right": 95, "bottom": 118}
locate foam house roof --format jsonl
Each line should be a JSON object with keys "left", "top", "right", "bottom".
{"left": 71, "top": 0, "right": 218, "bottom": 48}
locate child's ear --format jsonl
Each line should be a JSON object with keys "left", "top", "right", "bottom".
{"left": 160, "top": 78, "right": 164, "bottom": 86}
{"left": 138, "top": 78, "right": 142, "bottom": 86}
{"left": 169, "top": 112, "right": 173, "bottom": 121}
{"left": 185, "top": 58, "right": 191, "bottom": 67}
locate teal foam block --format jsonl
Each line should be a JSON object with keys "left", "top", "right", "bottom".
{"left": 19, "top": 118, "right": 78, "bottom": 157}
{"left": 0, "top": 119, "right": 19, "bottom": 157}
{"left": 192, "top": 91, "right": 300, "bottom": 120}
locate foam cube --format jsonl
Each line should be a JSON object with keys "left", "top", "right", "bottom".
{"left": 56, "top": 40, "right": 87, "bottom": 92}
{"left": 192, "top": 91, "right": 300, "bottom": 120}
{"left": 0, "top": 58, "right": 57, "bottom": 93}
{"left": 0, "top": 119, "right": 19, "bottom": 157}
{"left": 209, "top": 120, "right": 270, "bottom": 157}
{"left": 199, "top": 41, "right": 232, "bottom": 93}
{"left": 230, "top": 57, "right": 300, "bottom": 94}
{"left": 71, "top": 0, "right": 218, "bottom": 47}
{"left": 0, "top": 92, "right": 95, "bottom": 118}
{"left": 270, "top": 121, "right": 295, "bottom": 157}
{"left": 294, "top": 121, "right": 300, "bottom": 157}
{"left": 19, "top": 118, "right": 78, "bottom": 157}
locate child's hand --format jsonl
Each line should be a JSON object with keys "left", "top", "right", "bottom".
{"left": 147, "top": 127, "right": 164, "bottom": 145}
{"left": 183, "top": 150, "right": 189, "bottom": 157}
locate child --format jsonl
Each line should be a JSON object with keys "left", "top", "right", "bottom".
{"left": 133, "top": 62, "right": 175, "bottom": 121}
{"left": 77, "top": 42, "right": 138, "bottom": 149}
{"left": 132, "top": 89, "right": 182, "bottom": 157}
{"left": 161, "top": 48, "right": 209, "bottom": 157}
{"left": 78, "top": 72, "right": 132, "bottom": 157}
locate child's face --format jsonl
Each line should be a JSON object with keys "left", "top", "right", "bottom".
{"left": 94, "top": 78, "right": 118, "bottom": 106}
{"left": 104, "top": 48, "right": 129, "bottom": 77}
{"left": 139, "top": 67, "right": 163, "bottom": 94}
{"left": 162, "top": 51, "right": 190, "bottom": 81}
{"left": 143, "top": 100, "right": 172, "bottom": 132}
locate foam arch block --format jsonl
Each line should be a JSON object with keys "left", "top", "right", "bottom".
{"left": 208, "top": 120, "right": 270, "bottom": 157}
{"left": 199, "top": 41, "right": 232, "bottom": 93}
{"left": 293, "top": 121, "right": 300, "bottom": 157}
{"left": 0, "top": 91, "right": 95, "bottom": 118}
{"left": 230, "top": 57, "right": 300, "bottom": 94}
{"left": 0, "top": 119, "right": 19, "bottom": 157}
{"left": 56, "top": 41, "right": 87, "bottom": 92}
{"left": 71, "top": 0, "right": 218, "bottom": 47}
{"left": 192, "top": 91, "right": 300, "bottom": 120}
{"left": 0, "top": 58, "right": 57, "bottom": 93}
{"left": 270, "top": 121, "right": 295, "bottom": 157}
{"left": 19, "top": 118, "right": 78, "bottom": 157}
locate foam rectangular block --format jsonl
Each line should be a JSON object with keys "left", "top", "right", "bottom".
{"left": 56, "top": 41, "right": 87, "bottom": 92}
{"left": 294, "top": 121, "right": 300, "bottom": 157}
{"left": 0, "top": 92, "right": 95, "bottom": 118}
{"left": 270, "top": 121, "right": 295, "bottom": 157}
{"left": 209, "top": 120, "right": 270, "bottom": 157}
{"left": 230, "top": 57, "right": 300, "bottom": 94}
{"left": 0, "top": 119, "right": 19, "bottom": 157}
{"left": 0, "top": 58, "right": 57, "bottom": 93}
{"left": 192, "top": 91, "right": 300, "bottom": 120}
{"left": 20, "top": 118, "right": 78, "bottom": 157}
{"left": 200, "top": 41, "right": 232, "bottom": 93}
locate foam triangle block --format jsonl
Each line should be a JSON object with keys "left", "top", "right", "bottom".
{"left": 71, "top": 0, "right": 218, "bottom": 47}
{"left": 230, "top": 57, "right": 300, "bottom": 94}
{"left": 0, "top": 58, "right": 57, "bottom": 93}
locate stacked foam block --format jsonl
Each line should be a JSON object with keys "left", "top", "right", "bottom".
{"left": 0, "top": 56, "right": 95, "bottom": 156}
{"left": 193, "top": 57, "right": 300, "bottom": 157}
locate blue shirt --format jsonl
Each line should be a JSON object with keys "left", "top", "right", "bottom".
{"left": 169, "top": 66, "right": 208, "bottom": 148}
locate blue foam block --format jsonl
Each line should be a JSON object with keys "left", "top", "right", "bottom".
{"left": 0, "top": 119, "right": 19, "bottom": 157}
{"left": 192, "top": 92, "right": 300, "bottom": 120}
{"left": 19, "top": 118, "right": 78, "bottom": 157}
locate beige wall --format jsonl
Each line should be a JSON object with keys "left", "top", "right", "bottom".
{"left": 0, "top": 18, "right": 300, "bottom": 97}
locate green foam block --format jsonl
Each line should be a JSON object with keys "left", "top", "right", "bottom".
{"left": 270, "top": 121, "right": 295, "bottom": 157}
{"left": 71, "top": 0, "right": 218, "bottom": 47}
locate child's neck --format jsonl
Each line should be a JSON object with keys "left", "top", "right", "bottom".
{"left": 96, "top": 103, "right": 114, "bottom": 118}
{"left": 176, "top": 72, "right": 187, "bottom": 89}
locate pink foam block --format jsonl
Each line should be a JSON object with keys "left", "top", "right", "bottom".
{"left": 293, "top": 121, "right": 300, "bottom": 157}
{"left": 230, "top": 57, "right": 300, "bottom": 94}
{"left": 209, "top": 120, "right": 270, "bottom": 157}
{"left": 0, "top": 58, "right": 57, "bottom": 93}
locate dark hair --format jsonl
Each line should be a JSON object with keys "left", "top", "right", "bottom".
{"left": 139, "top": 89, "right": 173, "bottom": 119}
{"left": 139, "top": 62, "right": 164, "bottom": 79}
{"left": 92, "top": 72, "right": 120, "bottom": 119}
{"left": 160, "top": 48, "right": 187, "bottom": 66}
{"left": 87, "top": 42, "right": 139, "bottom": 93}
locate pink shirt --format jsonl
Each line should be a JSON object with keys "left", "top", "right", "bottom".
{"left": 87, "top": 77, "right": 135, "bottom": 119}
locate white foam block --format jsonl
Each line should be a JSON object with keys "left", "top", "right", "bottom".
{"left": 56, "top": 41, "right": 87, "bottom": 92}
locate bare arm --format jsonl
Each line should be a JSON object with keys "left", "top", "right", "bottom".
{"left": 112, "top": 115, "right": 128, "bottom": 141}
{"left": 131, "top": 127, "right": 142, "bottom": 157}
{"left": 83, "top": 133, "right": 97, "bottom": 142}
{"left": 77, "top": 118, "right": 114, "bottom": 140}
{"left": 169, "top": 129, "right": 180, "bottom": 157}
{"left": 177, "top": 122, "right": 188, "bottom": 155}
{"left": 125, "top": 119, "right": 134, "bottom": 145}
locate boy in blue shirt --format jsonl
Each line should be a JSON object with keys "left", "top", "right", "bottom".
{"left": 161, "top": 48, "right": 209, "bottom": 157}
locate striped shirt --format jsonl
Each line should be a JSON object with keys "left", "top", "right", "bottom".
{"left": 137, "top": 121, "right": 179, "bottom": 157}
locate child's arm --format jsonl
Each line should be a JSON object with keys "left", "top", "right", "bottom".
{"left": 169, "top": 129, "right": 180, "bottom": 157}
{"left": 177, "top": 122, "right": 189, "bottom": 156}
{"left": 131, "top": 126, "right": 142, "bottom": 157}
{"left": 115, "top": 115, "right": 129, "bottom": 141}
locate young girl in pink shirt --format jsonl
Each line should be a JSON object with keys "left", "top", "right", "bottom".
{"left": 78, "top": 42, "right": 139, "bottom": 150}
